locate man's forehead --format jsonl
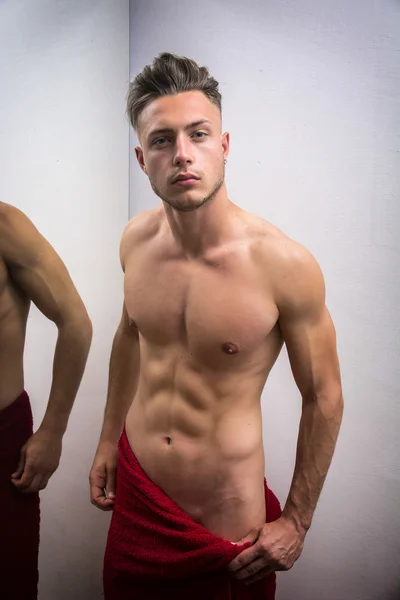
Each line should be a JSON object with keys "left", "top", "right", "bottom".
{"left": 138, "top": 91, "right": 220, "bottom": 137}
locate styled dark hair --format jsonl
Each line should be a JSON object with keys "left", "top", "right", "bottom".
{"left": 127, "top": 52, "right": 222, "bottom": 130}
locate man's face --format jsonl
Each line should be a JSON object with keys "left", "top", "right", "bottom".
{"left": 135, "top": 91, "right": 229, "bottom": 212}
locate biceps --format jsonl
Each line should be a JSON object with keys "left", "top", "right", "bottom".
{"left": 282, "top": 308, "right": 341, "bottom": 397}
{"left": 10, "top": 256, "right": 85, "bottom": 325}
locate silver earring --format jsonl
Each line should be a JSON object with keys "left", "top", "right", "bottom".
{"left": 224, "top": 159, "right": 227, "bottom": 165}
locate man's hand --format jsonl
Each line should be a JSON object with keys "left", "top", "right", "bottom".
{"left": 11, "top": 428, "right": 62, "bottom": 493}
{"left": 89, "top": 441, "right": 118, "bottom": 511}
{"left": 227, "top": 517, "right": 305, "bottom": 585}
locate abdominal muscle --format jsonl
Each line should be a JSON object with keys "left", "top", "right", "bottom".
{"left": 125, "top": 371, "right": 267, "bottom": 543}
{"left": 0, "top": 281, "right": 29, "bottom": 409}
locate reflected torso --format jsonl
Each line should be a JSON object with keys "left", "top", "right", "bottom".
{"left": 125, "top": 208, "right": 284, "bottom": 541}
{"left": 0, "top": 256, "right": 30, "bottom": 409}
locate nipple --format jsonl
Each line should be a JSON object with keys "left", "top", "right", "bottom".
{"left": 222, "top": 342, "right": 239, "bottom": 355}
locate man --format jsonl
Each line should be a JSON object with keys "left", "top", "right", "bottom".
{"left": 0, "top": 202, "right": 92, "bottom": 599}
{"left": 90, "top": 53, "right": 343, "bottom": 600}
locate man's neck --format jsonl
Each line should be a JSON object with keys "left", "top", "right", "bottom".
{"left": 163, "top": 185, "right": 235, "bottom": 257}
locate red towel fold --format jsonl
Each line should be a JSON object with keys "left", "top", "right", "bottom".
{"left": 0, "top": 391, "right": 40, "bottom": 600}
{"left": 104, "top": 429, "right": 281, "bottom": 599}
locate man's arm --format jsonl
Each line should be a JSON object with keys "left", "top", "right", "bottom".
{"left": 89, "top": 302, "right": 140, "bottom": 510}
{"left": 0, "top": 203, "right": 92, "bottom": 492}
{"left": 99, "top": 303, "right": 140, "bottom": 446}
{"left": 278, "top": 250, "right": 343, "bottom": 534}
{"left": 228, "top": 242, "right": 343, "bottom": 584}
{"left": 90, "top": 222, "right": 141, "bottom": 511}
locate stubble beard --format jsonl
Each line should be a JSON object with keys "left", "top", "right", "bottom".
{"left": 150, "top": 166, "right": 225, "bottom": 213}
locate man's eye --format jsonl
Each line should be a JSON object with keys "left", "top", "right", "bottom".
{"left": 192, "top": 131, "right": 207, "bottom": 139}
{"left": 154, "top": 137, "right": 168, "bottom": 146}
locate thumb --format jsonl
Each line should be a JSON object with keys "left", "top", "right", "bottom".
{"left": 105, "top": 464, "right": 117, "bottom": 499}
{"left": 11, "top": 444, "right": 27, "bottom": 479}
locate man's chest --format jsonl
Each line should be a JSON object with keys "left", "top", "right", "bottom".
{"left": 124, "top": 255, "right": 279, "bottom": 365}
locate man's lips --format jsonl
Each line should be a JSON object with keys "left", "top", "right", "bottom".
{"left": 172, "top": 173, "right": 200, "bottom": 184}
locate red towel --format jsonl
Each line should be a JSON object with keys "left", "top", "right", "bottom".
{"left": 104, "top": 429, "right": 281, "bottom": 599}
{"left": 0, "top": 391, "right": 40, "bottom": 600}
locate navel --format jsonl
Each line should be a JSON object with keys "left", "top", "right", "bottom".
{"left": 221, "top": 342, "right": 239, "bottom": 355}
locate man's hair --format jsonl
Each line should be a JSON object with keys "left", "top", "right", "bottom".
{"left": 127, "top": 52, "right": 222, "bottom": 130}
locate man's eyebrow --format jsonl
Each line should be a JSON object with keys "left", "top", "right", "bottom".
{"left": 147, "top": 120, "right": 212, "bottom": 139}
{"left": 185, "top": 119, "right": 212, "bottom": 130}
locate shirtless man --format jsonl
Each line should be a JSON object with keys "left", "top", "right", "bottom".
{"left": 0, "top": 202, "right": 92, "bottom": 599}
{"left": 90, "top": 53, "right": 343, "bottom": 596}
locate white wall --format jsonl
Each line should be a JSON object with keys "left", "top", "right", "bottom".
{"left": 0, "top": 1, "right": 129, "bottom": 598}
{"left": 129, "top": 1, "right": 400, "bottom": 599}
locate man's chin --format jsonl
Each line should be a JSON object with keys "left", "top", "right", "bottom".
{"left": 163, "top": 196, "right": 209, "bottom": 213}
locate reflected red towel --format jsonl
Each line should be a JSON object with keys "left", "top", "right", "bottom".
{"left": 0, "top": 391, "right": 40, "bottom": 600}
{"left": 104, "top": 429, "right": 281, "bottom": 599}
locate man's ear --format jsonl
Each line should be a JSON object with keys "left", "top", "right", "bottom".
{"left": 221, "top": 132, "right": 230, "bottom": 162}
{"left": 135, "top": 147, "right": 147, "bottom": 174}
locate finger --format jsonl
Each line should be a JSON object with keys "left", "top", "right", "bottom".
{"left": 92, "top": 495, "right": 114, "bottom": 511}
{"left": 90, "top": 484, "right": 114, "bottom": 511}
{"left": 105, "top": 465, "right": 117, "bottom": 500}
{"left": 245, "top": 566, "right": 274, "bottom": 586}
{"left": 89, "top": 466, "right": 107, "bottom": 489}
{"left": 227, "top": 544, "right": 260, "bottom": 573}
{"left": 11, "top": 446, "right": 26, "bottom": 479}
{"left": 234, "top": 556, "right": 269, "bottom": 581}
{"left": 22, "top": 474, "right": 43, "bottom": 494}
{"left": 90, "top": 464, "right": 116, "bottom": 510}
{"left": 12, "top": 462, "right": 35, "bottom": 491}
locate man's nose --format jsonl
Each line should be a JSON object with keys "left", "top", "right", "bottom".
{"left": 173, "top": 135, "right": 193, "bottom": 166}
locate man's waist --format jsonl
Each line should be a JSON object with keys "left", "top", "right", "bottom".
{"left": 125, "top": 415, "right": 265, "bottom": 526}
{"left": 0, "top": 377, "right": 25, "bottom": 411}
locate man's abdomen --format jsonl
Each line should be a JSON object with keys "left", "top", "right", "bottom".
{"left": 125, "top": 394, "right": 266, "bottom": 541}
{"left": 0, "top": 327, "right": 25, "bottom": 410}
{"left": 0, "top": 286, "right": 29, "bottom": 409}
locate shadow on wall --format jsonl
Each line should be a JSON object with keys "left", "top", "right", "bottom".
{"left": 382, "top": 589, "right": 400, "bottom": 600}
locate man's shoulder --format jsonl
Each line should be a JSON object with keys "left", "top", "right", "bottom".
{"left": 0, "top": 202, "right": 37, "bottom": 239}
{"left": 245, "top": 213, "right": 308, "bottom": 266}
{"left": 246, "top": 213, "right": 324, "bottom": 304}
{"left": 0, "top": 203, "right": 56, "bottom": 270}
{"left": 0, "top": 201, "right": 19, "bottom": 228}
{"left": 119, "top": 207, "right": 163, "bottom": 266}
{"left": 0, "top": 202, "right": 29, "bottom": 255}
{"left": 122, "top": 207, "right": 163, "bottom": 243}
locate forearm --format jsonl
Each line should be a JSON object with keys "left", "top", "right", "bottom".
{"left": 99, "top": 327, "right": 140, "bottom": 446}
{"left": 282, "top": 388, "right": 344, "bottom": 533}
{"left": 40, "top": 315, "right": 93, "bottom": 435}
